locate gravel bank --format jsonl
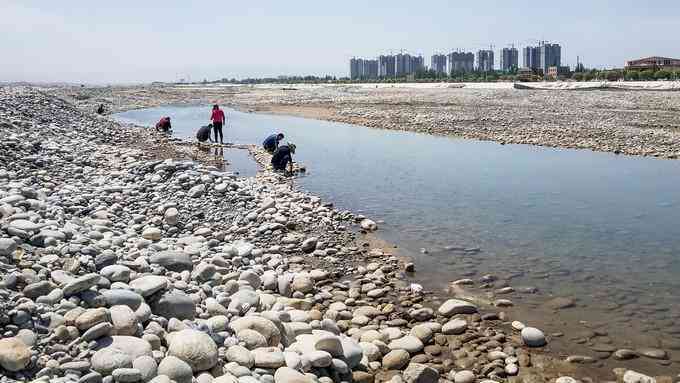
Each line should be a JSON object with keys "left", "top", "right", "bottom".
{"left": 46, "top": 84, "right": 680, "bottom": 160}
{"left": 4, "top": 86, "right": 671, "bottom": 382}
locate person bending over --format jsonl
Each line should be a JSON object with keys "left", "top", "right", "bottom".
{"left": 196, "top": 124, "right": 213, "bottom": 143}
{"left": 155, "top": 116, "right": 172, "bottom": 133}
{"left": 271, "top": 143, "right": 296, "bottom": 172}
{"left": 210, "top": 104, "right": 225, "bottom": 144}
{"left": 262, "top": 133, "right": 285, "bottom": 153}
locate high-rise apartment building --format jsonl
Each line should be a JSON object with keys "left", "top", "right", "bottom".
{"left": 379, "top": 55, "right": 396, "bottom": 77}
{"left": 350, "top": 58, "right": 360, "bottom": 79}
{"left": 411, "top": 55, "right": 424, "bottom": 73}
{"left": 538, "top": 42, "right": 561, "bottom": 75}
{"left": 393, "top": 53, "right": 423, "bottom": 76}
{"left": 364, "top": 59, "right": 379, "bottom": 79}
{"left": 447, "top": 52, "right": 475, "bottom": 73}
{"left": 431, "top": 54, "right": 447, "bottom": 74}
{"left": 395, "top": 53, "right": 410, "bottom": 76}
{"left": 500, "top": 47, "right": 519, "bottom": 71}
{"left": 522, "top": 46, "right": 540, "bottom": 71}
{"left": 476, "top": 50, "right": 494, "bottom": 72}
{"left": 523, "top": 42, "right": 561, "bottom": 73}
{"left": 349, "top": 57, "right": 378, "bottom": 79}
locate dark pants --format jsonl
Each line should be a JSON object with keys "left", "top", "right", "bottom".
{"left": 197, "top": 125, "right": 211, "bottom": 142}
{"left": 213, "top": 122, "right": 223, "bottom": 143}
{"left": 272, "top": 154, "right": 291, "bottom": 171}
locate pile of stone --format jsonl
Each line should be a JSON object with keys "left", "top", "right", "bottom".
{"left": 1, "top": 86, "right": 664, "bottom": 383}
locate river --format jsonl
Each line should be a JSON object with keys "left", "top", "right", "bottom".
{"left": 115, "top": 105, "right": 680, "bottom": 373}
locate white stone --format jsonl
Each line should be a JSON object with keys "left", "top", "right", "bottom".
{"left": 623, "top": 371, "right": 657, "bottom": 383}
{"left": 403, "top": 363, "right": 439, "bottom": 383}
{"left": 164, "top": 208, "right": 179, "bottom": 225}
{"left": 454, "top": 370, "right": 475, "bottom": 383}
{"left": 442, "top": 319, "right": 467, "bottom": 335}
{"left": 521, "top": 327, "right": 547, "bottom": 347}
{"left": 437, "top": 299, "right": 477, "bottom": 316}
{"left": 360, "top": 218, "right": 377, "bottom": 231}
{"left": 167, "top": 329, "right": 218, "bottom": 372}
{"left": 142, "top": 227, "right": 161, "bottom": 241}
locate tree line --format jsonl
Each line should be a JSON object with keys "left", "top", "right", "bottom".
{"left": 571, "top": 68, "right": 680, "bottom": 82}
{"left": 185, "top": 67, "right": 680, "bottom": 85}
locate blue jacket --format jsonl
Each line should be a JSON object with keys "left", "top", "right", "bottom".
{"left": 263, "top": 134, "right": 279, "bottom": 151}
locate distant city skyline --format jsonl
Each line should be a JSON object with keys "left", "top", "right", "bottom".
{"left": 3, "top": 0, "right": 680, "bottom": 84}
{"left": 349, "top": 43, "right": 553, "bottom": 78}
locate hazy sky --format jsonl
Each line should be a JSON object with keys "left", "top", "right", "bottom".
{"left": 2, "top": 0, "right": 679, "bottom": 84}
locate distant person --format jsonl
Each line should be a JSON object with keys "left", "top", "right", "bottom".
{"left": 262, "top": 133, "right": 284, "bottom": 153}
{"left": 196, "top": 124, "right": 213, "bottom": 143}
{"left": 271, "top": 143, "right": 296, "bottom": 172}
{"left": 155, "top": 116, "right": 172, "bottom": 133}
{"left": 210, "top": 104, "right": 226, "bottom": 144}
{"left": 96, "top": 104, "right": 105, "bottom": 115}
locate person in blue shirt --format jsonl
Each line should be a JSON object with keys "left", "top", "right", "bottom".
{"left": 271, "top": 143, "right": 296, "bottom": 172}
{"left": 263, "top": 133, "right": 285, "bottom": 153}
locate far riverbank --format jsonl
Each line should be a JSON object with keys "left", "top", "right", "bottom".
{"left": 45, "top": 83, "right": 680, "bottom": 160}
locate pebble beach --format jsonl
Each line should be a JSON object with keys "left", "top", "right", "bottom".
{"left": 46, "top": 82, "right": 680, "bottom": 160}
{"left": 0, "top": 85, "right": 675, "bottom": 383}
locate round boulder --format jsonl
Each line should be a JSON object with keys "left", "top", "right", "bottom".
{"left": 292, "top": 274, "right": 314, "bottom": 294}
{"left": 403, "top": 363, "right": 439, "bottom": 383}
{"left": 274, "top": 367, "right": 315, "bottom": 383}
{"left": 167, "top": 329, "right": 218, "bottom": 372}
{"left": 383, "top": 349, "right": 410, "bottom": 370}
{"left": 91, "top": 336, "right": 153, "bottom": 376}
{"left": 521, "top": 327, "right": 547, "bottom": 347}
{"left": 157, "top": 355, "right": 193, "bottom": 383}
{"left": 437, "top": 299, "right": 477, "bottom": 317}
{"left": 230, "top": 316, "right": 281, "bottom": 347}
{"left": 0, "top": 337, "right": 31, "bottom": 372}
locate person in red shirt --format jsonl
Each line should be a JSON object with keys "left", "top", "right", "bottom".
{"left": 210, "top": 104, "right": 226, "bottom": 144}
{"left": 155, "top": 116, "right": 171, "bottom": 133}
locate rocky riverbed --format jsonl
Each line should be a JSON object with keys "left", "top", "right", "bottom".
{"left": 0, "top": 86, "right": 673, "bottom": 383}
{"left": 46, "top": 83, "right": 680, "bottom": 160}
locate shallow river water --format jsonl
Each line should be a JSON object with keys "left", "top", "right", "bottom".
{"left": 116, "top": 105, "right": 680, "bottom": 373}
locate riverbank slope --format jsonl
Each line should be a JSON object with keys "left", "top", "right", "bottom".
{"left": 0, "top": 88, "right": 670, "bottom": 382}
{"left": 46, "top": 83, "right": 680, "bottom": 160}
{"left": 1, "top": 87, "right": 638, "bottom": 383}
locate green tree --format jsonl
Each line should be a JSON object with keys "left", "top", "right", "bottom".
{"left": 625, "top": 70, "right": 640, "bottom": 81}
{"left": 640, "top": 69, "right": 655, "bottom": 81}
{"left": 655, "top": 69, "right": 671, "bottom": 80}
{"left": 606, "top": 70, "right": 621, "bottom": 81}
{"left": 572, "top": 72, "right": 584, "bottom": 81}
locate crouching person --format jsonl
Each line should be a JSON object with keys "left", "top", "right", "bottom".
{"left": 263, "top": 133, "right": 284, "bottom": 153}
{"left": 196, "top": 124, "right": 213, "bottom": 143}
{"left": 271, "top": 143, "right": 296, "bottom": 172}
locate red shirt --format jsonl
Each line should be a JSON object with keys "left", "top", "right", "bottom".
{"left": 156, "top": 117, "right": 170, "bottom": 129}
{"left": 211, "top": 109, "right": 225, "bottom": 124}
